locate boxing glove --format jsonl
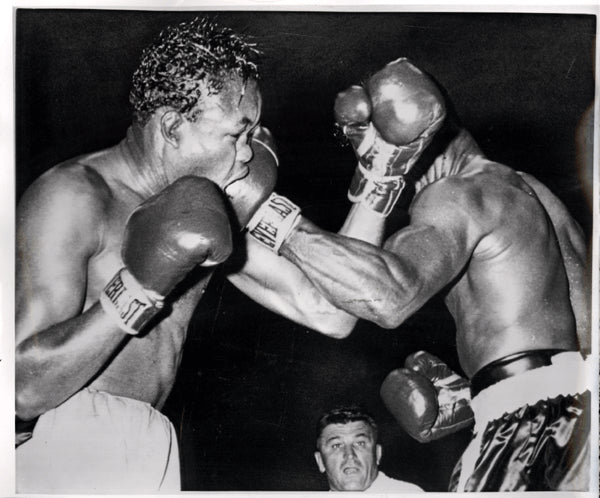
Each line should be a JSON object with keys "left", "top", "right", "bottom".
{"left": 227, "top": 126, "right": 301, "bottom": 253}
{"left": 380, "top": 350, "right": 474, "bottom": 443}
{"left": 101, "top": 176, "right": 233, "bottom": 334}
{"left": 334, "top": 58, "right": 446, "bottom": 216}
{"left": 226, "top": 126, "right": 279, "bottom": 228}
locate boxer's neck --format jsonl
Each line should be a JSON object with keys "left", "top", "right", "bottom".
{"left": 116, "top": 124, "right": 171, "bottom": 199}
{"left": 415, "top": 129, "right": 484, "bottom": 193}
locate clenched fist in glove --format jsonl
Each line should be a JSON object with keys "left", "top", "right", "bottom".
{"left": 227, "top": 126, "right": 301, "bottom": 254}
{"left": 335, "top": 58, "right": 446, "bottom": 216}
{"left": 101, "top": 176, "right": 233, "bottom": 335}
{"left": 380, "top": 350, "right": 474, "bottom": 443}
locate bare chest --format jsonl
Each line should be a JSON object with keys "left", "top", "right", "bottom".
{"left": 84, "top": 197, "right": 212, "bottom": 406}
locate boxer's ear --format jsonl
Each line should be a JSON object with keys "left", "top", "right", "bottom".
{"left": 160, "top": 110, "right": 182, "bottom": 148}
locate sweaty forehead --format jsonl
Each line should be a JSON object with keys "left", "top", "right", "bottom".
{"left": 204, "top": 77, "right": 261, "bottom": 125}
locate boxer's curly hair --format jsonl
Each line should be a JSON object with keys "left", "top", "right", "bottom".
{"left": 129, "top": 17, "right": 261, "bottom": 125}
{"left": 315, "top": 405, "right": 378, "bottom": 446}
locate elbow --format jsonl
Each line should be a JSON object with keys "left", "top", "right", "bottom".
{"left": 374, "top": 313, "right": 404, "bottom": 330}
{"left": 301, "top": 294, "right": 358, "bottom": 339}
{"left": 309, "top": 313, "right": 357, "bottom": 339}
{"left": 16, "top": 355, "right": 48, "bottom": 421}
{"left": 368, "top": 296, "right": 407, "bottom": 330}
{"left": 16, "top": 369, "right": 56, "bottom": 420}
{"left": 324, "top": 325, "right": 354, "bottom": 340}
{"left": 314, "top": 319, "right": 356, "bottom": 340}
{"left": 15, "top": 387, "right": 44, "bottom": 421}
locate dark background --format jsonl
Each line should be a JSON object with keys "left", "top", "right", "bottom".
{"left": 15, "top": 9, "right": 595, "bottom": 492}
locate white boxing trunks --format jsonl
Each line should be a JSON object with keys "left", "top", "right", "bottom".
{"left": 16, "top": 387, "right": 180, "bottom": 493}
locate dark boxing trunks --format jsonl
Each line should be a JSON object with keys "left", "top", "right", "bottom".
{"left": 450, "top": 351, "right": 591, "bottom": 492}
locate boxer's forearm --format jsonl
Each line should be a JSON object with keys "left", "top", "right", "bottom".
{"left": 227, "top": 235, "right": 361, "bottom": 338}
{"left": 280, "top": 217, "right": 409, "bottom": 328}
{"left": 274, "top": 206, "right": 385, "bottom": 333}
{"left": 15, "top": 303, "right": 126, "bottom": 420}
{"left": 232, "top": 203, "right": 387, "bottom": 337}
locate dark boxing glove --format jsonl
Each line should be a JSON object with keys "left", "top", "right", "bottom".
{"left": 101, "top": 176, "right": 233, "bottom": 334}
{"left": 227, "top": 126, "right": 301, "bottom": 253}
{"left": 335, "top": 58, "right": 446, "bottom": 216}
{"left": 226, "top": 126, "right": 279, "bottom": 228}
{"left": 380, "top": 350, "right": 474, "bottom": 443}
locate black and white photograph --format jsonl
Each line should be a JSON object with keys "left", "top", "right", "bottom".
{"left": 4, "top": 2, "right": 599, "bottom": 496}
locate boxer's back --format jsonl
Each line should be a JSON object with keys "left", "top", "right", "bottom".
{"left": 416, "top": 161, "right": 580, "bottom": 377}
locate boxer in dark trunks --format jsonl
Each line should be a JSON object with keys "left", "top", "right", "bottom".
{"left": 270, "top": 58, "right": 592, "bottom": 492}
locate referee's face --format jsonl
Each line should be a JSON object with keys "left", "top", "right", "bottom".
{"left": 314, "top": 421, "right": 382, "bottom": 491}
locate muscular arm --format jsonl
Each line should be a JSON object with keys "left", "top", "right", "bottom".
{"left": 16, "top": 170, "right": 126, "bottom": 420}
{"left": 226, "top": 203, "right": 386, "bottom": 338}
{"left": 518, "top": 171, "right": 591, "bottom": 353}
{"left": 280, "top": 183, "right": 475, "bottom": 329}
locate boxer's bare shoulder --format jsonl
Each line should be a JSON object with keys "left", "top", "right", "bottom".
{"left": 17, "top": 150, "right": 140, "bottom": 308}
{"left": 19, "top": 158, "right": 110, "bottom": 224}
{"left": 17, "top": 159, "right": 110, "bottom": 334}
{"left": 17, "top": 150, "right": 206, "bottom": 410}
{"left": 408, "top": 161, "right": 554, "bottom": 258}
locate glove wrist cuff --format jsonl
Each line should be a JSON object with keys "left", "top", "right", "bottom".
{"left": 246, "top": 193, "right": 302, "bottom": 253}
{"left": 100, "top": 268, "right": 164, "bottom": 335}
{"left": 348, "top": 166, "right": 407, "bottom": 217}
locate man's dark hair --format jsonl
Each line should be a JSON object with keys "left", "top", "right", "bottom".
{"left": 315, "top": 405, "right": 378, "bottom": 446}
{"left": 129, "top": 17, "right": 261, "bottom": 125}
